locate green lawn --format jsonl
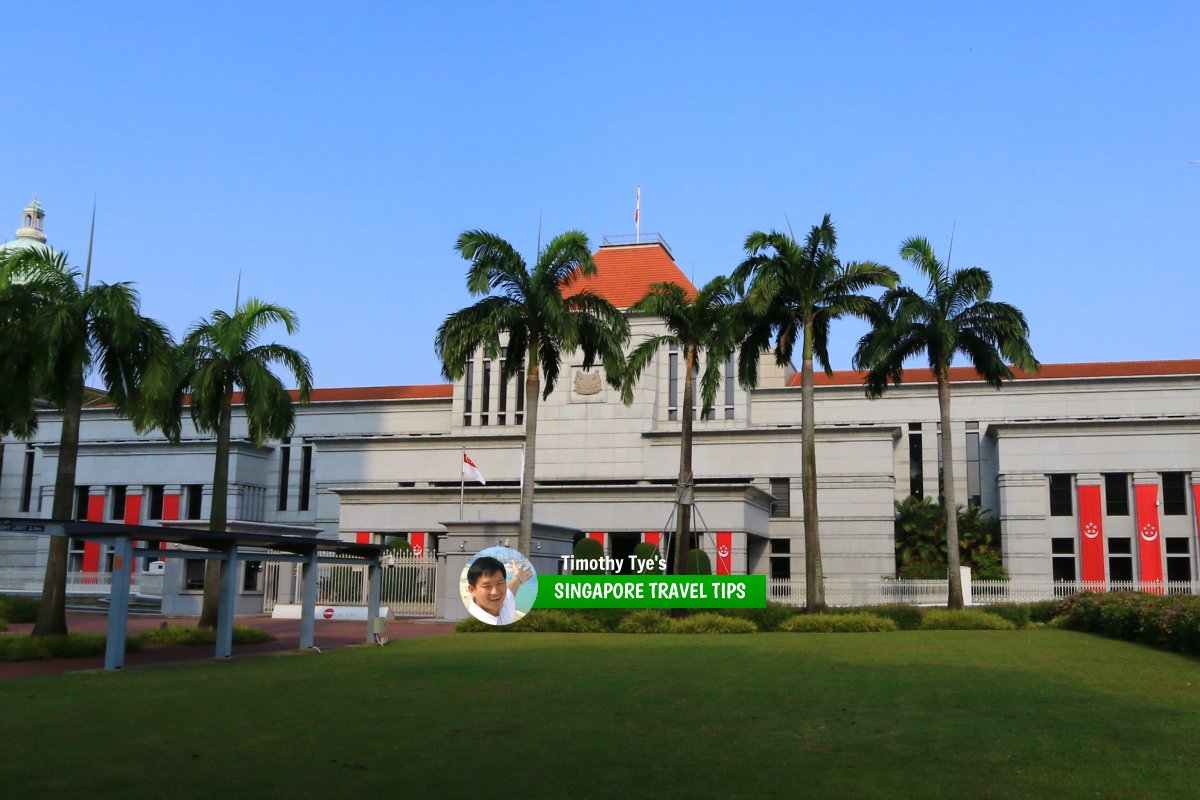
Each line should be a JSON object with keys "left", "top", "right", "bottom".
{"left": 2, "top": 630, "right": 1198, "bottom": 799}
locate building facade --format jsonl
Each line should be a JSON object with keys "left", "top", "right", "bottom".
{"left": 2, "top": 206, "right": 1199, "bottom": 610}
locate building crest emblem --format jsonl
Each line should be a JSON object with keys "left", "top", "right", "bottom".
{"left": 574, "top": 370, "right": 602, "bottom": 396}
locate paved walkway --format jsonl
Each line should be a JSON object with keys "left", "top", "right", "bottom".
{"left": 0, "top": 613, "right": 456, "bottom": 680}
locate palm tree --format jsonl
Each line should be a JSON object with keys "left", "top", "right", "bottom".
{"left": 621, "top": 276, "right": 745, "bottom": 580}
{"left": 0, "top": 245, "right": 173, "bottom": 637}
{"left": 166, "top": 299, "right": 313, "bottom": 628}
{"left": 853, "top": 235, "right": 1038, "bottom": 608}
{"left": 733, "top": 215, "right": 897, "bottom": 612}
{"left": 435, "top": 230, "right": 629, "bottom": 556}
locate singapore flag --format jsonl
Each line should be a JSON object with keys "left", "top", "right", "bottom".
{"left": 463, "top": 453, "right": 487, "bottom": 485}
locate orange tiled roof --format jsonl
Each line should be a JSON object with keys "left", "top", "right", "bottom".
{"left": 230, "top": 384, "right": 453, "bottom": 404}
{"left": 566, "top": 243, "right": 698, "bottom": 309}
{"left": 791, "top": 360, "right": 1200, "bottom": 387}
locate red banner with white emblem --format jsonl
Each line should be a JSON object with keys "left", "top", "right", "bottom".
{"left": 410, "top": 532, "right": 426, "bottom": 558}
{"left": 716, "top": 531, "right": 732, "bottom": 575}
{"left": 82, "top": 494, "right": 105, "bottom": 576}
{"left": 1194, "top": 485, "right": 1200, "bottom": 561}
{"left": 1135, "top": 484, "right": 1163, "bottom": 584}
{"left": 1077, "top": 485, "right": 1105, "bottom": 582}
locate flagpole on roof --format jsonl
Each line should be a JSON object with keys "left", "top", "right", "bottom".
{"left": 635, "top": 186, "right": 641, "bottom": 244}
{"left": 459, "top": 446, "right": 465, "bottom": 520}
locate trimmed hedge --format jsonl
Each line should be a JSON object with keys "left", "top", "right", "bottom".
{"left": 617, "top": 610, "right": 672, "bottom": 634}
{"left": 0, "top": 633, "right": 145, "bottom": 662}
{"left": 1055, "top": 592, "right": 1200, "bottom": 656}
{"left": 981, "top": 604, "right": 1031, "bottom": 629}
{"left": 921, "top": 610, "right": 1016, "bottom": 630}
{"left": 714, "top": 603, "right": 801, "bottom": 632}
{"left": 0, "top": 619, "right": 7, "bottom": 633}
{"left": 834, "top": 605, "right": 925, "bottom": 631}
{"left": 672, "top": 613, "right": 756, "bottom": 634}
{"left": 135, "top": 625, "right": 275, "bottom": 646}
{"left": 455, "top": 609, "right": 604, "bottom": 633}
{"left": 0, "top": 595, "right": 40, "bottom": 624}
{"left": 779, "top": 614, "right": 898, "bottom": 633}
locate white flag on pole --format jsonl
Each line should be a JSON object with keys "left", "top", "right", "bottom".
{"left": 463, "top": 453, "right": 486, "bottom": 485}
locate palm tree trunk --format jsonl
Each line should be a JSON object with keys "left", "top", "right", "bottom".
{"left": 938, "top": 374, "right": 964, "bottom": 609}
{"left": 199, "top": 389, "right": 233, "bottom": 628}
{"left": 801, "top": 319, "right": 826, "bottom": 613}
{"left": 516, "top": 345, "right": 540, "bottom": 556}
{"left": 671, "top": 346, "right": 696, "bottom": 619}
{"left": 32, "top": 369, "right": 85, "bottom": 637}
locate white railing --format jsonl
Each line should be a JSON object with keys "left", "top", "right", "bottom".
{"left": 263, "top": 557, "right": 438, "bottom": 618}
{"left": 767, "top": 578, "right": 1200, "bottom": 607}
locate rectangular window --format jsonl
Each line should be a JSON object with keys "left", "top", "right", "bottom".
{"left": 463, "top": 357, "right": 474, "bottom": 426}
{"left": 936, "top": 423, "right": 944, "bottom": 500}
{"left": 20, "top": 445, "right": 34, "bottom": 513}
{"left": 1108, "top": 537, "right": 1133, "bottom": 582}
{"left": 185, "top": 559, "right": 206, "bottom": 590}
{"left": 1162, "top": 473, "right": 1187, "bottom": 516}
{"left": 1104, "top": 474, "right": 1129, "bottom": 516}
{"left": 1165, "top": 538, "right": 1192, "bottom": 583}
{"left": 668, "top": 349, "right": 679, "bottom": 422}
{"left": 481, "top": 359, "right": 491, "bottom": 426}
{"left": 299, "top": 444, "right": 313, "bottom": 512}
{"left": 769, "top": 478, "right": 791, "bottom": 518}
{"left": 965, "top": 422, "right": 981, "bottom": 507}
{"left": 724, "top": 355, "right": 735, "bottom": 420}
{"left": 908, "top": 423, "right": 924, "bottom": 498}
{"left": 769, "top": 556, "right": 791, "bottom": 581}
{"left": 770, "top": 538, "right": 790, "bottom": 554}
{"left": 499, "top": 348, "right": 508, "bottom": 425}
{"left": 277, "top": 444, "right": 291, "bottom": 511}
{"left": 185, "top": 484, "right": 203, "bottom": 520}
{"left": 110, "top": 486, "right": 127, "bottom": 521}
{"left": 1048, "top": 474, "right": 1074, "bottom": 516}
{"left": 243, "top": 561, "right": 263, "bottom": 592}
{"left": 67, "top": 538, "right": 85, "bottom": 572}
{"left": 147, "top": 485, "right": 165, "bottom": 520}
{"left": 1051, "top": 537, "right": 1076, "bottom": 581}
{"left": 515, "top": 358, "right": 525, "bottom": 425}
{"left": 74, "top": 486, "right": 90, "bottom": 521}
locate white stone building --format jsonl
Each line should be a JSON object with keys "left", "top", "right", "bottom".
{"left": 2, "top": 203, "right": 1198, "bottom": 612}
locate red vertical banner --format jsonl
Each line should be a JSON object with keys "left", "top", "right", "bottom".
{"left": 643, "top": 532, "right": 661, "bottom": 548}
{"left": 1135, "top": 484, "right": 1164, "bottom": 585}
{"left": 355, "top": 531, "right": 371, "bottom": 545}
{"left": 1076, "top": 486, "right": 1105, "bottom": 583}
{"left": 160, "top": 492, "right": 180, "bottom": 557}
{"left": 82, "top": 494, "right": 104, "bottom": 576}
{"left": 588, "top": 532, "right": 605, "bottom": 546}
{"left": 716, "top": 531, "right": 732, "bottom": 575}
{"left": 410, "top": 532, "right": 426, "bottom": 558}
{"left": 124, "top": 493, "right": 143, "bottom": 575}
{"left": 1193, "top": 485, "right": 1200, "bottom": 562}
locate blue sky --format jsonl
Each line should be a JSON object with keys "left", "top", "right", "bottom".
{"left": 3, "top": 2, "right": 1197, "bottom": 388}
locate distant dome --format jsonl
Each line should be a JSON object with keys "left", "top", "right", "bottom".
{"left": 2, "top": 194, "right": 49, "bottom": 253}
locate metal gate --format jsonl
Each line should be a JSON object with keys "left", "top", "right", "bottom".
{"left": 263, "top": 556, "right": 437, "bottom": 618}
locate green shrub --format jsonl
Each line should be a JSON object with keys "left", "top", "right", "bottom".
{"left": 0, "top": 633, "right": 144, "bottom": 661}
{"left": 0, "top": 619, "right": 7, "bottom": 632}
{"left": 572, "top": 537, "right": 606, "bottom": 574}
{"left": 981, "top": 604, "right": 1031, "bottom": 629}
{"left": 1028, "top": 599, "right": 1065, "bottom": 623}
{"left": 0, "top": 595, "right": 40, "bottom": 624}
{"left": 686, "top": 549, "right": 712, "bottom": 575}
{"left": 716, "top": 602, "right": 800, "bottom": 632}
{"left": 135, "top": 625, "right": 275, "bottom": 646}
{"left": 617, "top": 610, "right": 672, "bottom": 633}
{"left": 779, "top": 614, "right": 898, "bottom": 633}
{"left": 630, "top": 542, "right": 664, "bottom": 574}
{"left": 921, "top": 610, "right": 1016, "bottom": 630}
{"left": 456, "top": 609, "right": 603, "bottom": 633}
{"left": 671, "top": 613, "right": 755, "bottom": 634}
{"left": 384, "top": 538, "right": 414, "bottom": 555}
{"left": 558, "top": 608, "right": 630, "bottom": 632}
{"left": 1055, "top": 592, "right": 1200, "bottom": 656}
{"left": 898, "top": 561, "right": 946, "bottom": 580}
{"left": 834, "top": 605, "right": 925, "bottom": 631}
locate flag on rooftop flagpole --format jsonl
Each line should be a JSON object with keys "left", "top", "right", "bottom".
{"left": 463, "top": 453, "right": 486, "bottom": 485}
{"left": 635, "top": 186, "right": 641, "bottom": 242}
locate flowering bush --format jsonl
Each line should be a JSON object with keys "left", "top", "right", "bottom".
{"left": 1056, "top": 592, "right": 1200, "bottom": 656}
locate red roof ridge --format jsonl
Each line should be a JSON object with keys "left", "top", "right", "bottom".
{"left": 566, "top": 242, "right": 698, "bottom": 309}
{"left": 790, "top": 359, "right": 1200, "bottom": 387}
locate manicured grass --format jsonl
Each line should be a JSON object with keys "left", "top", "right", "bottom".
{"left": 1, "top": 630, "right": 1198, "bottom": 799}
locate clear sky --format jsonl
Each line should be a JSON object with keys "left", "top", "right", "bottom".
{"left": 3, "top": 1, "right": 1196, "bottom": 389}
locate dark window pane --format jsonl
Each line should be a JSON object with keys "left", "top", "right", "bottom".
{"left": 1052, "top": 556, "right": 1076, "bottom": 582}
{"left": 1166, "top": 557, "right": 1192, "bottom": 582}
{"left": 769, "top": 478, "right": 791, "bottom": 518}
{"left": 1165, "top": 537, "right": 1189, "bottom": 555}
{"left": 185, "top": 560, "right": 206, "bottom": 590}
{"left": 277, "top": 444, "right": 291, "bottom": 511}
{"left": 1108, "top": 537, "right": 1132, "bottom": 555}
{"left": 1162, "top": 473, "right": 1187, "bottom": 516}
{"left": 1051, "top": 537, "right": 1075, "bottom": 555}
{"left": 299, "top": 445, "right": 313, "bottom": 512}
{"left": 110, "top": 486, "right": 126, "bottom": 520}
{"left": 769, "top": 556, "right": 790, "bottom": 580}
{"left": 1104, "top": 474, "right": 1129, "bottom": 516}
{"left": 1048, "top": 475, "right": 1073, "bottom": 516}
{"left": 1109, "top": 556, "right": 1133, "bottom": 581}
{"left": 770, "top": 538, "right": 790, "bottom": 554}
{"left": 148, "top": 485, "right": 164, "bottom": 520}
